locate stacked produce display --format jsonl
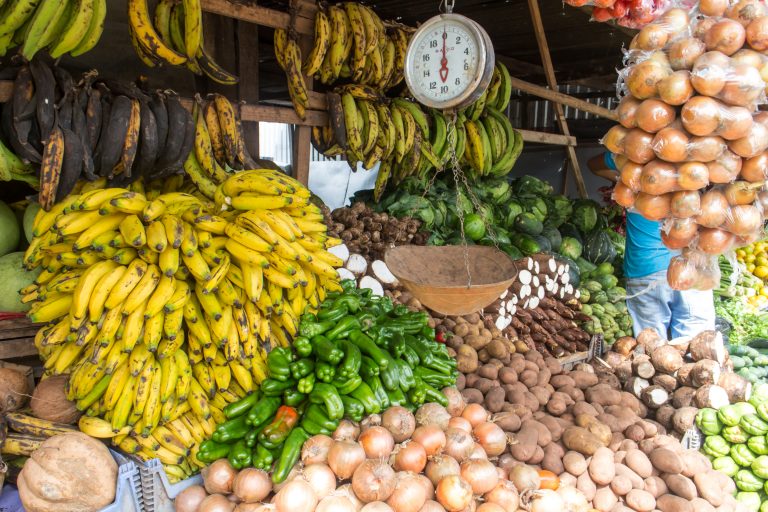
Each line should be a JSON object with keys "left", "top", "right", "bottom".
{"left": 564, "top": 0, "right": 697, "bottom": 28}
{"left": 15, "top": 169, "right": 343, "bottom": 482}
{"left": 603, "top": 5, "right": 768, "bottom": 291}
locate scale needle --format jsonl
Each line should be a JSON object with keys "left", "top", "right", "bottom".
{"left": 439, "top": 27, "right": 449, "bottom": 83}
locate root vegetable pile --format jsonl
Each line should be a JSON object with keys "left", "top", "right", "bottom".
{"left": 328, "top": 202, "right": 428, "bottom": 261}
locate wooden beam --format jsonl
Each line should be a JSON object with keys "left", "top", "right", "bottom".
{"left": 495, "top": 54, "right": 545, "bottom": 78}
{"left": 200, "top": 0, "right": 316, "bottom": 35}
{"left": 518, "top": 129, "right": 576, "bottom": 146}
{"left": 528, "top": 0, "right": 588, "bottom": 198}
{"left": 508, "top": 76, "right": 617, "bottom": 120}
{"left": 236, "top": 18, "right": 261, "bottom": 159}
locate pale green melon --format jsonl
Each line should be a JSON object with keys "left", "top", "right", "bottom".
{"left": 23, "top": 203, "right": 40, "bottom": 243}
{"left": 0, "top": 201, "right": 19, "bottom": 256}
{"left": 0, "top": 252, "right": 40, "bottom": 312}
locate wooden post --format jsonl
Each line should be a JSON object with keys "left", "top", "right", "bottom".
{"left": 292, "top": 0, "right": 315, "bottom": 186}
{"left": 527, "top": 0, "right": 588, "bottom": 198}
{"left": 236, "top": 18, "right": 261, "bottom": 159}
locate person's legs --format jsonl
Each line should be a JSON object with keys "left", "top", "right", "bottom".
{"left": 669, "top": 288, "right": 715, "bottom": 339}
{"left": 626, "top": 270, "right": 672, "bottom": 338}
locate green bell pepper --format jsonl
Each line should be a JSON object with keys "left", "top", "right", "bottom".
{"left": 333, "top": 374, "right": 362, "bottom": 395}
{"left": 696, "top": 408, "right": 723, "bottom": 436}
{"left": 349, "top": 381, "right": 381, "bottom": 414}
{"left": 401, "top": 345, "right": 420, "bottom": 369}
{"left": 341, "top": 395, "right": 365, "bottom": 422}
{"left": 408, "top": 377, "right": 427, "bottom": 406}
{"left": 301, "top": 416, "right": 334, "bottom": 436}
{"left": 283, "top": 388, "right": 307, "bottom": 407}
{"left": 331, "top": 294, "right": 361, "bottom": 313}
{"left": 304, "top": 404, "right": 339, "bottom": 432}
{"left": 246, "top": 396, "right": 282, "bottom": 426}
{"left": 315, "top": 360, "right": 336, "bottom": 382}
{"left": 735, "top": 469, "right": 765, "bottom": 492}
{"left": 197, "top": 440, "right": 230, "bottom": 462}
{"left": 223, "top": 391, "right": 260, "bottom": 419}
{"left": 414, "top": 366, "right": 456, "bottom": 389}
{"left": 324, "top": 316, "right": 361, "bottom": 340}
{"left": 361, "top": 356, "right": 380, "bottom": 378}
{"left": 732, "top": 444, "right": 758, "bottom": 467}
{"left": 227, "top": 439, "right": 251, "bottom": 469}
{"left": 404, "top": 335, "right": 453, "bottom": 374}
{"left": 212, "top": 416, "right": 250, "bottom": 443}
{"left": 386, "top": 385, "right": 408, "bottom": 406}
{"left": 742, "top": 414, "right": 768, "bottom": 436}
{"left": 267, "top": 348, "right": 293, "bottom": 381}
{"left": 423, "top": 380, "right": 449, "bottom": 407}
{"left": 309, "top": 383, "right": 344, "bottom": 420}
{"left": 317, "top": 304, "right": 349, "bottom": 322}
{"left": 713, "top": 456, "right": 740, "bottom": 476}
{"left": 299, "top": 319, "right": 336, "bottom": 338}
{"left": 723, "top": 425, "right": 750, "bottom": 444}
{"left": 349, "top": 330, "right": 391, "bottom": 369}
{"left": 395, "top": 359, "right": 415, "bottom": 391}
{"left": 273, "top": 427, "right": 310, "bottom": 484}
{"left": 369, "top": 375, "right": 390, "bottom": 410}
{"left": 261, "top": 378, "right": 297, "bottom": 397}
{"left": 338, "top": 339, "right": 362, "bottom": 379}
{"left": 298, "top": 372, "right": 316, "bottom": 394}
{"left": 293, "top": 336, "right": 313, "bottom": 357}
{"left": 253, "top": 443, "right": 276, "bottom": 470}
{"left": 311, "top": 335, "right": 343, "bottom": 364}
{"left": 290, "top": 358, "right": 315, "bottom": 379}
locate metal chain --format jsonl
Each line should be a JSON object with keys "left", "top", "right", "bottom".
{"left": 444, "top": 114, "right": 473, "bottom": 287}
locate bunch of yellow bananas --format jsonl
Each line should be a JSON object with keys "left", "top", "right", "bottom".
{"left": 274, "top": 3, "right": 413, "bottom": 118}
{"left": 128, "top": 0, "right": 238, "bottom": 85}
{"left": 312, "top": 63, "right": 521, "bottom": 200}
{"left": 0, "top": 0, "right": 106, "bottom": 59}
{"left": 21, "top": 169, "right": 342, "bottom": 480}
{"left": 184, "top": 94, "right": 269, "bottom": 200}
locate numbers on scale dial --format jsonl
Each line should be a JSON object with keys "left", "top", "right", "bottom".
{"left": 412, "top": 23, "right": 478, "bottom": 102}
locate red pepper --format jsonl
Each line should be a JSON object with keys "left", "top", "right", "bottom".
{"left": 258, "top": 406, "right": 300, "bottom": 447}
{"left": 435, "top": 331, "right": 446, "bottom": 344}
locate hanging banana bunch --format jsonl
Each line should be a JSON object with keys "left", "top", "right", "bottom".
{"left": 23, "top": 169, "right": 343, "bottom": 481}
{"left": 275, "top": 28, "right": 310, "bottom": 120}
{"left": 0, "top": 0, "right": 107, "bottom": 59}
{"left": 127, "top": 0, "right": 239, "bottom": 85}
{"left": 313, "top": 63, "right": 522, "bottom": 200}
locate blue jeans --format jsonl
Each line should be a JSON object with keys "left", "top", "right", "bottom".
{"left": 625, "top": 270, "right": 715, "bottom": 339}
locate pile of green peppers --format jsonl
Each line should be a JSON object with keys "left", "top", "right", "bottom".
{"left": 198, "top": 281, "right": 457, "bottom": 484}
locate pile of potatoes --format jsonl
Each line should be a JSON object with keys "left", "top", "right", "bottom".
{"left": 455, "top": 348, "right": 741, "bottom": 511}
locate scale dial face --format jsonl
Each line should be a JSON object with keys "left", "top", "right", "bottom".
{"left": 405, "top": 13, "right": 494, "bottom": 110}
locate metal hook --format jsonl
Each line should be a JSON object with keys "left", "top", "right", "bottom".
{"left": 439, "top": 0, "right": 455, "bottom": 14}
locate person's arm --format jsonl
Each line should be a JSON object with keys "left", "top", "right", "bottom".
{"left": 587, "top": 154, "right": 619, "bottom": 183}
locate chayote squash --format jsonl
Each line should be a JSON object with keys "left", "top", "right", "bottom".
{"left": 752, "top": 455, "right": 768, "bottom": 479}
{"left": 713, "top": 456, "right": 740, "bottom": 477}
{"left": 756, "top": 402, "right": 768, "bottom": 423}
{"left": 748, "top": 435, "right": 768, "bottom": 456}
{"left": 732, "top": 444, "right": 758, "bottom": 467}
{"left": 696, "top": 408, "right": 724, "bottom": 436}
{"left": 737, "top": 491, "right": 762, "bottom": 511}
{"left": 720, "top": 403, "right": 758, "bottom": 427}
{"left": 724, "top": 425, "right": 750, "bottom": 444}
{"left": 703, "top": 435, "right": 732, "bottom": 458}
{"left": 750, "top": 383, "right": 768, "bottom": 408}
{"left": 735, "top": 469, "right": 765, "bottom": 492}
{"left": 742, "top": 414, "right": 768, "bottom": 436}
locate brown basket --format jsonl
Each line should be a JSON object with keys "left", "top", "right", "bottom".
{"left": 385, "top": 245, "right": 518, "bottom": 315}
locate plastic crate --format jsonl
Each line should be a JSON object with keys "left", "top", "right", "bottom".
{"left": 99, "top": 450, "right": 143, "bottom": 512}
{"left": 138, "top": 458, "right": 203, "bottom": 512}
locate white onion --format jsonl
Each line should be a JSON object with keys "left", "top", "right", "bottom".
{"left": 509, "top": 465, "right": 540, "bottom": 493}
{"left": 315, "top": 495, "right": 357, "bottom": 512}
{"left": 426, "top": 455, "right": 461, "bottom": 486}
{"left": 442, "top": 387, "right": 466, "bottom": 417}
{"left": 415, "top": 403, "right": 451, "bottom": 430}
{"left": 436, "top": 475, "right": 473, "bottom": 512}
{"left": 359, "top": 426, "right": 395, "bottom": 459}
{"left": 473, "top": 422, "right": 507, "bottom": 457}
{"left": 333, "top": 420, "right": 361, "bottom": 441}
{"left": 382, "top": 406, "right": 417, "bottom": 442}
{"left": 232, "top": 468, "right": 271, "bottom": 503}
{"left": 328, "top": 440, "right": 366, "bottom": 479}
{"left": 273, "top": 479, "right": 317, "bottom": 512}
{"left": 202, "top": 459, "right": 237, "bottom": 495}
{"left": 527, "top": 489, "right": 564, "bottom": 512}
{"left": 302, "top": 463, "right": 337, "bottom": 500}
{"left": 387, "top": 471, "right": 428, "bottom": 512}
{"left": 302, "top": 435, "right": 334, "bottom": 465}
{"left": 412, "top": 425, "right": 446, "bottom": 456}
{"left": 444, "top": 428, "right": 474, "bottom": 462}
{"left": 460, "top": 460, "right": 499, "bottom": 495}
{"left": 483, "top": 480, "right": 519, "bottom": 512}
{"left": 198, "top": 494, "right": 235, "bottom": 512}
{"left": 361, "top": 502, "right": 395, "bottom": 512}
{"left": 557, "top": 486, "right": 590, "bottom": 512}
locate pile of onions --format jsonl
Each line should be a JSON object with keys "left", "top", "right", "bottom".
{"left": 605, "top": 1, "right": 768, "bottom": 291}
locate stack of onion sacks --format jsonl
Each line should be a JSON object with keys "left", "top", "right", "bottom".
{"left": 605, "top": 3, "right": 768, "bottom": 291}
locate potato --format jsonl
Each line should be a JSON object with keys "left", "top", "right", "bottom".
{"left": 577, "top": 471, "right": 597, "bottom": 501}
{"left": 563, "top": 451, "right": 587, "bottom": 476}
{"left": 545, "top": 357, "right": 562, "bottom": 375}
{"left": 610, "top": 432, "right": 625, "bottom": 451}
{"left": 663, "top": 474, "right": 697, "bottom": 500}
{"left": 499, "top": 368, "right": 518, "bottom": 384}
{"left": 465, "top": 373, "right": 480, "bottom": 389}
{"left": 681, "top": 451, "right": 711, "bottom": 478}
{"left": 473, "top": 378, "right": 498, "bottom": 394}
{"left": 589, "top": 447, "right": 616, "bottom": 485}
{"left": 689, "top": 498, "right": 716, "bottom": 512}
{"left": 537, "top": 415, "right": 564, "bottom": 442}
{"left": 466, "top": 334, "right": 491, "bottom": 351}
{"left": 624, "top": 423, "right": 646, "bottom": 442}
{"left": 461, "top": 388, "right": 484, "bottom": 405}
{"left": 529, "top": 386, "right": 552, "bottom": 407}
{"left": 522, "top": 391, "right": 540, "bottom": 412}
{"left": 456, "top": 373, "right": 466, "bottom": 391}
{"left": 484, "top": 386, "right": 506, "bottom": 413}
{"left": 491, "top": 411, "right": 521, "bottom": 432}
{"left": 693, "top": 472, "right": 724, "bottom": 507}
{"left": 559, "top": 473, "right": 577, "bottom": 488}
{"left": 454, "top": 323, "right": 470, "bottom": 338}
{"left": 562, "top": 386, "right": 585, "bottom": 402}
{"left": 457, "top": 345, "right": 479, "bottom": 373}
{"left": 586, "top": 384, "right": 623, "bottom": 407}
{"left": 477, "top": 364, "right": 500, "bottom": 380}
{"left": 551, "top": 375, "right": 575, "bottom": 389}
{"left": 575, "top": 414, "right": 613, "bottom": 446}
{"left": 649, "top": 448, "right": 684, "bottom": 474}
{"left": 656, "top": 494, "right": 692, "bottom": 512}
{"left": 571, "top": 371, "right": 599, "bottom": 389}
{"left": 572, "top": 402, "right": 599, "bottom": 417}
{"left": 611, "top": 475, "right": 633, "bottom": 496}
{"left": 562, "top": 426, "right": 606, "bottom": 456}
{"left": 619, "top": 440, "right": 639, "bottom": 452}
{"left": 643, "top": 476, "right": 667, "bottom": 498}
{"left": 620, "top": 392, "right": 645, "bottom": 415}
{"left": 637, "top": 420, "right": 658, "bottom": 439}
{"left": 593, "top": 486, "right": 619, "bottom": 511}
{"left": 521, "top": 419, "right": 551, "bottom": 447}
{"left": 509, "top": 425, "right": 538, "bottom": 462}
{"left": 519, "top": 370, "right": 538, "bottom": 389}
{"left": 615, "top": 463, "right": 644, "bottom": 489}
{"left": 509, "top": 356, "right": 526, "bottom": 374}
{"left": 671, "top": 407, "right": 699, "bottom": 435}
{"left": 542, "top": 443, "right": 565, "bottom": 475}
{"left": 711, "top": 468, "right": 735, "bottom": 494}
{"left": 625, "top": 449, "right": 653, "bottom": 478}
{"left": 626, "top": 489, "right": 656, "bottom": 512}
{"left": 502, "top": 403, "right": 531, "bottom": 422}
{"left": 536, "top": 367, "right": 552, "bottom": 387}
{"left": 529, "top": 445, "right": 545, "bottom": 465}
